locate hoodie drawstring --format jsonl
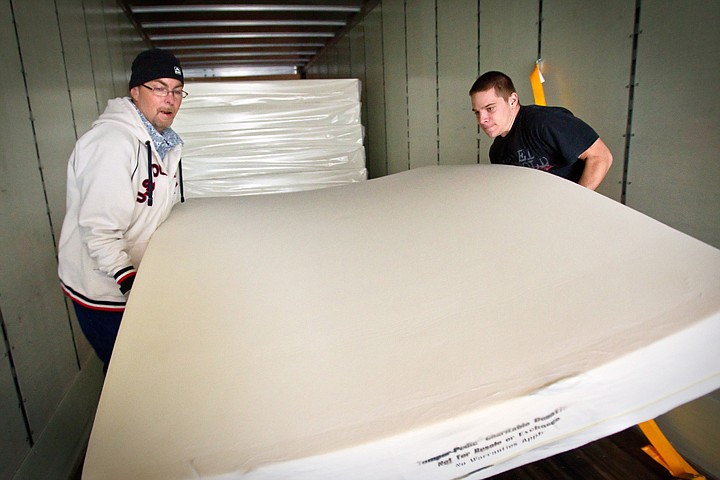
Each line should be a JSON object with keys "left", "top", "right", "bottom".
{"left": 178, "top": 159, "right": 185, "bottom": 203}
{"left": 146, "top": 141, "right": 184, "bottom": 205}
{"left": 145, "top": 141, "right": 153, "bottom": 206}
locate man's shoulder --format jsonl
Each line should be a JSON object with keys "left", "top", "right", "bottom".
{"left": 519, "top": 105, "right": 587, "bottom": 135}
{"left": 521, "top": 104, "right": 574, "bottom": 119}
{"left": 80, "top": 120, "right": 136, "bottom": 145}
{"left": 81, "top": 100, "right": 141, "bottom": 141}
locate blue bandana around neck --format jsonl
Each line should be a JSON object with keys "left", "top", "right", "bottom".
{"left": 133, "top": 104, "right": 183, "bottom": 159}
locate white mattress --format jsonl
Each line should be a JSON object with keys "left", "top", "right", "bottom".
{"left": 82, "top": 165, "right": 720, "bottom": 479}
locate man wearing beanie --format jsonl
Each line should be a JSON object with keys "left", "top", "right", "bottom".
{"left": 57, "top": 48, "right": 186, "bottom": 373}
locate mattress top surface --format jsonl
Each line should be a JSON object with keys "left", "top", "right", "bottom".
{"left": 84, "top": 165, "right": 720, "bottom": 478}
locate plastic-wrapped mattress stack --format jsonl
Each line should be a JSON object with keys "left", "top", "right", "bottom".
{"left": 172, "top": 79, "right": 366, "bottom": 198}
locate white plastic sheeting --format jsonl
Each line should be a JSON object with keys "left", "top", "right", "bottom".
{"left": 173, "top": 79, "right": 367, "bottom": 198}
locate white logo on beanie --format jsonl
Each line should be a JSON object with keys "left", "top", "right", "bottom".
{"left": 174, "top": 66, "right": 182, "bottom": 75}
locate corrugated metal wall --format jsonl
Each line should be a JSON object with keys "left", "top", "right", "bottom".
{"left": 307, "top": 0, "right": 720, "bottom": 477}
{"left": 0, "top": 0, "right": 144, "bottom": 478}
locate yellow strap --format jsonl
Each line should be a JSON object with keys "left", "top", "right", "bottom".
{"left": 638, "top": 419, "right": 705, "bottom": 479}
{"left": 530, "top": 61, "right": 546, "bottom": 106}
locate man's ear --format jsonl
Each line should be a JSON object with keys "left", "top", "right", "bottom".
{"left": 129, "top": 86, "right": 140, "bottom": 102}
{"left": 509, "top": 92, "right": 519, "bottom": 107}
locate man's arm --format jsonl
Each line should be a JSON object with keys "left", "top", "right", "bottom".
{"left": 577, "top": 138, "right": 613, "bottom": 190}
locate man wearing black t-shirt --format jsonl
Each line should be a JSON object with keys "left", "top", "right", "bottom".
{"left": 469, "top": 71, "right": 613, "bottom": 190}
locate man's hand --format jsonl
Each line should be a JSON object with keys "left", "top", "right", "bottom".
{"left": 119, "top": 275, "right": 135, "bottom": 295}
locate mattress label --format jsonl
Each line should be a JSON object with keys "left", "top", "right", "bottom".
{"left": 408, "top": 406, "right": 566, "bottom": 478}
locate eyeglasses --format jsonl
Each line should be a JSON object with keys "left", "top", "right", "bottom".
{"left": 141, "top": 84, "right": 188, "bottom": 99}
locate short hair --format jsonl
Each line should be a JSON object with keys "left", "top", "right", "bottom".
{"left": 469, "top": 71, "right": 516, "bottom": 100}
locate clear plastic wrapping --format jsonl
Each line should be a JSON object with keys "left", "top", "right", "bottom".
{"left": 173, "top": 79, "right": 367, "bottom": 198}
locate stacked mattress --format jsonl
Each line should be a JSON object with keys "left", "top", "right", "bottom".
{"left": 172, "top": 79, "right": 366, "bottom": 198}
{"left": 82, "top": 165, "right": 720, "bottom": 479}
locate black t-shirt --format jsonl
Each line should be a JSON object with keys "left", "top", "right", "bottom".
{"left": 489, "top": 105, "right": 599, "bottom": 183}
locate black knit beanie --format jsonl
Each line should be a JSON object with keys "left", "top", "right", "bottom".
{"left": 129, "top": 49, "right": 184, "bottom": 89}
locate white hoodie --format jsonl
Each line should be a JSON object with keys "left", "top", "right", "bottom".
{"left": 58, "top": 97, "right": 182, "bottom": 310}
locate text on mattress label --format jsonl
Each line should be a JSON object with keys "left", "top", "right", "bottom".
{"left": 415, "top": 407, "right": 566, "bottom": 471}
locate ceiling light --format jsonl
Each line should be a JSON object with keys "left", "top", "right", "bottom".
{"left": 183, "top": 65, "right": 300, "bottom": 78}
{"left": 166, "top": 43, "right": 326, "bottom": 49}
{"left": 151, "top": 32, "right": 335, "bottom": 40}
{"left": 131, "top": 5, "right": 361, "bottom": 14}
{"left": 143, "top": 20, "right": 346, "bottom": 28}
{"left": 177, "top": 51, "right": 315, "bottom": 58}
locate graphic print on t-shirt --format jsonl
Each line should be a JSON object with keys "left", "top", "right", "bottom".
{"left": 514, "top": 148, "right": 552, "bottom": 172}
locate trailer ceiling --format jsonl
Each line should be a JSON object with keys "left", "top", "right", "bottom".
{"left": 118, "top": 0, "right": 376, "bottom": 80}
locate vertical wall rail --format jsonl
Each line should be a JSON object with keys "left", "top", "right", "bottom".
{"left": 537, "top": 0, "right": 543, "bottom": 59}
{"left": 621, "top": 0, "right": 642, "bottom": 205}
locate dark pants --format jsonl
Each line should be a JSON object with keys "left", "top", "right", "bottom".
{"left": 72, "top": 302, "right": 123, "bottom": 374}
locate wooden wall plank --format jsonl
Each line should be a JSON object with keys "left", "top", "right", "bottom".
{"left": 117, "top": 9, "right": 146, "bottom": 77}
{"left": 100, "top": 0, "right": 127, "bottom": 96}
{"left": 337, "top": 36, "right": 352, "bottom": 78}
{"left": 0, "top": 339, "right": 28, "bottom": 479}
{"left": 437, "top": 0, "right": 480, "bottom": 165}
{"left": 84, "top": 0, "right": 116, "bottom": 105}
{"left": 628, "top": 0, "right": 720, "bottom": 248}
{"left": 1, "top": 3, "right": 51, "bottom": 476}
{"left": 349, "top": 22, "right": 366, "bottom": 85}
{"left": 329, "top": 45, "right": 341, "bottom": 78}
{"left": 381, "top": 0, "right": 409, "bottom": 174}
{"left": 406, "top": 0, "right": 438, "bottom": 169}
{"left": 542, "top": 0, "right": 634, "bottom": 201}
{"left": 363, "top": 5, "right": 387, "bottom": 178}
{"left": 15, "top": 0, "right": 77, "bottom": 241}
{"left": 6, "top": 0, "right": 80, "bottom": 439}
{"left": 56, "top": 0, "right": 102, "bottom": 364}
{"left": 478, "top": 0, "right": 538, "bottom": 164}
{"left": 57, "top": 0, "right": 101, "bottom": 137}
{"left": 478, "top": 0, "right": 537, "bottom": 99}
